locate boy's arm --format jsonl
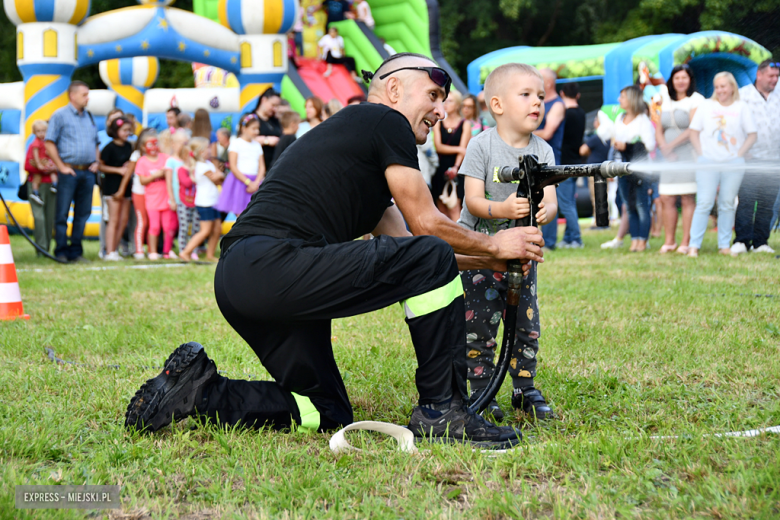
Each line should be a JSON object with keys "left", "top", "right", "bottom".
{"left": 536, "top": 185, "right": 557, "bottom": 225}
{"left": 464, "top": 176, "right": 531, "bottom": 221}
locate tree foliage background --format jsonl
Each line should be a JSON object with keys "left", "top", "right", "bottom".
{"left": 439, "top": 0, "right": 780, "bottom": 79}
{"left": 0, "top": 0, "right": 778, "bottom": 87}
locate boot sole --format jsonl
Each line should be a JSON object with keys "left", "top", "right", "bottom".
{"left": 124, "top": 342, "right": 216, "bottom": 433}
{"left": 412, "top": 434, "right": 522, "bottom": 450}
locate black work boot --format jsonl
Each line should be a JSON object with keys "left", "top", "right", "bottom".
{"left": 408, "top": 401, "right": 522, "bottom": 449}
{"left": 512, "top": 387, "right": 554, "bottom": 420}
{"left": 468, "top": 386, "right": 505, "bottom": 422}
{"left": 125, "top": 342, "right": 218, "bottom": 433}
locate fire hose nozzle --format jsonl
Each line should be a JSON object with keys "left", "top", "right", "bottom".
{"left": 497, "top": 166, "right": 522, "bottom": 183}
{"left": 599, "top": 161, "right": 632, "bottom": 178}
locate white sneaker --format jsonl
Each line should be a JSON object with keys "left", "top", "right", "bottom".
{"left": 165, "top": 251, "right": 179, "bottom": 260}
{"left": 133, "top": 252, "right": 146, "bottom": 260}
{"left": 730, "top": 242, "right": 748, "bottom": 256}
{"left": 104, "top": 251, "right": 122, "bottom": 261}
{"left": 601, "top": 237, "right": 624, "bottom": 249}
{"left": 147, "top": 253, "right": 161, "bottom": 261}
{"left": 751, "top": 244, "right": 775, "bottom": 253}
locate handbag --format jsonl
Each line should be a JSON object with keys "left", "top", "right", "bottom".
{"left": 17, "top": 181, "right": 28, "bottom": 201}
{"left": 439, "top": 179, "right": 459, "bottom": 209}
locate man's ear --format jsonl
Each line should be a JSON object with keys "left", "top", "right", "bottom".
{"left": 490, "top": 95, "right": 503, "bottom": 116}
{"left": 387, "top": 77, "right": 402, "bottom": 104}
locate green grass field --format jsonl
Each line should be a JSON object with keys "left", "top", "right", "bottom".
{"left": 2, "top": 228, "right": 780, "bottom": 519}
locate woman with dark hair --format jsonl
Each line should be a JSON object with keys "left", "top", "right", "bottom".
{"left": 192, "top": 108, "right": 213, "bottom": 140}
{"left": 253, "top": 88, "right": 282, "bottom": 171}
{"left": 611, "top": 85, "right": 656, "bottom": 252}
{"left": 655, "top": 64, "right": 705, "bottom": 254}
{"left": 296, "top": 96, "right": 324, "bottom": 137}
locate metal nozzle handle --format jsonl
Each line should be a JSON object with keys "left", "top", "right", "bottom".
{"left": 599, "top": 161, "right": 632, "bottom": 178}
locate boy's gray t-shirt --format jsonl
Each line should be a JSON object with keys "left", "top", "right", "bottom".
{"left": 457, "top": 128, "right": 555, "bottom": 234}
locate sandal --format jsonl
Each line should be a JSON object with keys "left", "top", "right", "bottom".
{"left": 688, "top": 248, "right": 699, "bottom": 258}
{"left": 676, "top": 246, "right": 690, "bottom": 255}
{"left": 659, "top": 243, "right": 677, "bottom": 254}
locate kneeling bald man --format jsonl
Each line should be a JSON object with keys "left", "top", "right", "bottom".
{"left": 125, "top": 53, "right": 544, "bottom": 448}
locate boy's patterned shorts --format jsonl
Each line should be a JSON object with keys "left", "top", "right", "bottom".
{"left": 461, "top": 263, "right": 540, "bottom": 392}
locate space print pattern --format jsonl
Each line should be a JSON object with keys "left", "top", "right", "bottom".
{"left": 462, "top": 263, "right": 540, "bottom": 390}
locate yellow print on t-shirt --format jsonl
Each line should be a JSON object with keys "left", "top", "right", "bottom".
{"left": 712, "top": 115, "right": 738, "bottom": 152}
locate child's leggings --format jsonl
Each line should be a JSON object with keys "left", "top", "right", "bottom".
{"left": 176, "top": 203, "right": 200, "bottom": 251}
{"left": 461, "top": 262, "right": 540, "bottom": 394}
{"left": 131, "top": 193, "right": 148, "bottom": 254}
{"left": 147, "top": 208, "right": 178, "bottom": 254}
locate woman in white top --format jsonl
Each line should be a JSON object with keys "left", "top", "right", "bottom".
{"left": 612, "top": 85, "right": 656, "bottom": 252}
{"left": 656, "top": 65, "right": 705, "bottom": 254}
{"left": 687, "top": 72, "right": 757, "bottom": 257}
{"left": 318, "top": 26, "right": 361, "bottom": 83}
{"left": 214, "top": 113, "right": 265, "bottom": 216}
{"left": 295, "top": 96, "right": 324, "bottom": 137}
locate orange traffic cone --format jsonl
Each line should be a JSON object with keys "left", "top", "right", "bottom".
{"left": 0, "top": 225, "right": 29, "bottom": 320}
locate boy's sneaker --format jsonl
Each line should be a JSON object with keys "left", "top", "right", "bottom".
{"left": 50, "top": 184, "right": 57, "bottom": 194}
{"left": 29, "top": 191, "right": 44, "bottom": 205}
{"left": 560, "top": 241, "right": 584, "bottom": 249}
{"left": 125, "top": 342, "right": 218, "bottom": 433}
{"left": 512, "top": 387, "right": 554, "bottom": 420}
{"left": 752, "top": 244, "right": 775, "bottom": 254}
{"left": 730, "top": 242, "right": 748, "bottom": 256}
{"left": 601, "top": 237, "right": 624, "bottom": 249}
{"left": 408, "top": 401, "right": 522, "bottom": 449}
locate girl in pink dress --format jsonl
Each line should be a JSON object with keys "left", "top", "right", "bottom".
{"left": 134, "top": 133, "right": 174, "bottom": 260}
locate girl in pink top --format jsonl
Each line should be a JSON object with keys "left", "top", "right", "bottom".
{"left": 135, "top": 133, "right": 175, "bottom": 260}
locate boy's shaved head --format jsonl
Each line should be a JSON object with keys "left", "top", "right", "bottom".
{"left": 483, "top": 63, "right": 543, "bottom": 116}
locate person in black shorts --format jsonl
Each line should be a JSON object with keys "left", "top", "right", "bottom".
{"left": 98, "top": 117, "right": 134, "bottom": 261}
{"left": 124, "top": 53, "right": 546, "bottom": 448}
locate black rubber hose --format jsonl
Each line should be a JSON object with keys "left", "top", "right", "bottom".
{"left": 0, "top": 190, "right": 67, "bottom": 263}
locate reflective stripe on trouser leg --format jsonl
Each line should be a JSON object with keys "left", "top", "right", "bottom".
{"left": 291, "top": 392, "right": 321, "bottom": 432}
{"left": 402, "top": 276, "right": 464, "bottom": 319}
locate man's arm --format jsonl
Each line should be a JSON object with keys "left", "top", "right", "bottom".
{"left": 386, "top": 164, "right": 544, "bottom": 262}
{"left": 533, "top": 102, "right": 565, "bottom": 141}
{"left": 44, "top": 141, "right": 75, "bottom": 176}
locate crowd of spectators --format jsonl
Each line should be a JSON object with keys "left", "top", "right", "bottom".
{"left": 27, "top": 83, "right": 343, "bottom": 263}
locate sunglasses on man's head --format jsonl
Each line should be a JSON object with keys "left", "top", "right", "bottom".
{"left": 760, "top": 62, "right": 780, "bottom": 70}
{"left": 366, "top": 66, "right": 452, "bottom": 97}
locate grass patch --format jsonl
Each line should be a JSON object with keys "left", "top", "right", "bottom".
{"left": 2, "top": 228, "right": 780, "bottom": 519}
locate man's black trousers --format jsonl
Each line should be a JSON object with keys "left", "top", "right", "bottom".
{"left": 206, "top": 234, "right": 468, "bottom": 431}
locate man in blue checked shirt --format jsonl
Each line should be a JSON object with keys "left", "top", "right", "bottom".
{"left": 45, "top": 81, "right": 101, "bottom": 263}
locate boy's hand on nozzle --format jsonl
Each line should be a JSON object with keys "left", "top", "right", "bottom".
{"left": 492, "top": 226, "right": 544, "bottom": 263}
{"left": 500, "top": 194, "right": 530, "bottom": 220}
{"left": 535, "top": 201, "right": 548, "bottom": 225}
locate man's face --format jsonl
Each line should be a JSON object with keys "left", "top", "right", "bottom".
{"left": 70, "top": 86, "right": 89, "bottom": 110}
{"left": 395, "top": 67, "right": 446, "bottom": 144}
{"left": 756, "top": 66, "right": 779, "bottom": 93}
{"left": 498, "top": 74, "right": 545, "bottom": 134}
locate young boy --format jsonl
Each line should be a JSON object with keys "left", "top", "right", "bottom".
{"left": 458, "top": 63, "right": 558, "bottom": 421}
{"left": 272, "top": 110, "right": 301, "bottom": 164}
{"left": 24, "top": 120, "right": 58, "bottom": 205}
